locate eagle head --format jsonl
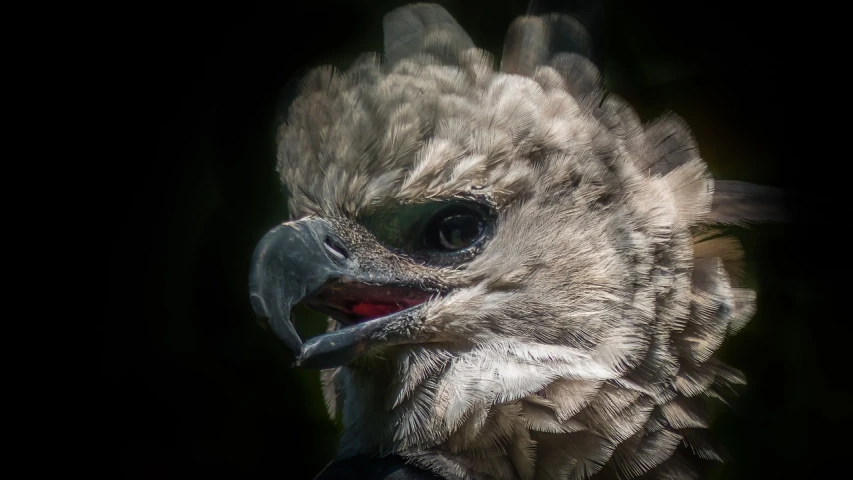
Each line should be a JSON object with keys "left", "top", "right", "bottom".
{"left": 249, "top": 4, "right": 775, "bottom": 479}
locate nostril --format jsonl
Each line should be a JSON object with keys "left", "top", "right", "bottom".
{"left": 323, "top": 236, "right": 349, "bottom": 260}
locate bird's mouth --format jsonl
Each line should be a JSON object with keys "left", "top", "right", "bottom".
{"left": 249, "top": 217, "right": 444, "bottom": 369}
{"left": 302, "top": 281, "right": 435, "bottom": 327}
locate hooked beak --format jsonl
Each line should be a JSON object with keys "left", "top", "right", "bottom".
{"left": 249, "top": 217, "right": 438, "bottom": 369}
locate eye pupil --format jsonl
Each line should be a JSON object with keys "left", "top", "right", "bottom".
{"left": 424, "top": 207, "right": 486, "bottom": 252}
{"left": 438, "top": 215, "right": 480, "bottom": 249}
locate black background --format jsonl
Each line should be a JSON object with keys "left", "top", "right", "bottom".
{"left": 100, "top": 1, "right": 847, "bottom": 478}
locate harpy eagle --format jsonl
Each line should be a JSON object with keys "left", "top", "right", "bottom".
{"left": 249, "top": 3, "right": 779, "bottom": 479}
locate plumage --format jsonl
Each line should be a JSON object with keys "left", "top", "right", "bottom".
{"left": 256, "top": 3, "right": 780, "bottom": 479}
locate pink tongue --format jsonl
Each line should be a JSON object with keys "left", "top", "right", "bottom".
{"left": 351, "top": 303, "right": 400, "bottom": 319}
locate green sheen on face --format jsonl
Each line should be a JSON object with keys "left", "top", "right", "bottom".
{"left": 359, "top": 202, "right": 454, "bottom": 252}
{"left": 359, "top": 199, "right": 495, "bottom": 267}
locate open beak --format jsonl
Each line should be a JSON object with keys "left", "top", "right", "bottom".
{"left": 249, "top": 217, "right": 439, "bottom": 369}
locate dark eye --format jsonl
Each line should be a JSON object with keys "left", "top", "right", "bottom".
{"left": 423, "top": 206, "right": 486, "bottom": 251}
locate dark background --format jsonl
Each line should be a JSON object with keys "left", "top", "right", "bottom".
{"left": 100, "top": 1, "right": 847, "bottom": 478}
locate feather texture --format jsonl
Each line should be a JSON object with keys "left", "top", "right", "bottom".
{"left": 274, "top": 3, "right": 772, "bottom": 479}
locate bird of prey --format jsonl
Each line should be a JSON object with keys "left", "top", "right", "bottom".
{"left": 249, "top": 3, "right": 780, "bottom": 479}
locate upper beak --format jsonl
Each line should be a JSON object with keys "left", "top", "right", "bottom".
{"left": 249, "top": 217, "right": 437, "bottom": 369}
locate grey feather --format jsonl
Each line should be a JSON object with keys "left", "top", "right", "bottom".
{"left": 708, "top": 180, "right": 787, "bottom": 225}
{"left": 384, "top": 3, "right": 473, "bottom": 68}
